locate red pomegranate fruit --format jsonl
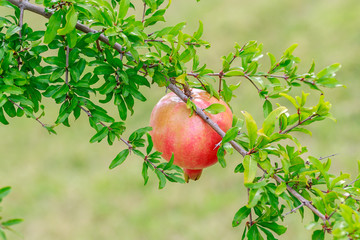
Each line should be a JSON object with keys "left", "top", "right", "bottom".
{"left": 149, "top": 88, "right": 233, "bottom": 182}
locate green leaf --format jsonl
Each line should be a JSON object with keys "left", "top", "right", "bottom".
{"left": 57, "top": 6, "right": 78, "bottom": 36}
{"left": 275, "top": 182, "right": 287, "bottom": 195}
{"left": 234, "top": 163, "right": 244, "bottom": 173}
{"left": 127, "top": 87, "right": 147, "bottom": 102}
{"left": 1, "top": 219, "right": 23, "bottom": 227}
{"left": 52, "top": 84, "right": 69, "bottom": 99}
{"left": 262, "top": 106, "right": 287, "bottom": 136}
{"left": 316, "top": 63, "right": 341, "bottom": 79}
{"left": 117, "top": 97, "right": 127, "bottom": 121}
{"left": 193, "top": 20, "right": 203, "bottom": 39}
{"left": 146, "top": 133, "right": 153, "bottom": 155}
{"left": 155, "top": 169, "right": 166, "bottom": 189}
{"left": 243, "top": 155, "right": 257, "bottom": 184}
{"left": 90, "top": 126, "right": 109, "bottom": 143}
{"left": 263, "top": 100, "right": 272, "bottom": 118}
{"left": 316, "top": 77, "right": 342, "bottom": 88}
{"left": 247, "top": 188, "right": 264, "bottom": 208}
{"left": 204, "top": 103, "right": 226, "bottom": 114}
{"left": 279, "top": 93, "right": 299, "bottom": 108}
{"left": 94, "top": 65, "right": 115, "bottom": 75}
{"left": 0, "top": 229, "right": 5, "bottom": 240}
{"left": 0, "top": 85, "right": 24, "bottom": 95}
{"left": 258, "top": 222, "right": 287, "bottom": 235}
{"left": 311, "top": 230, "right": 325, "bottom": 240}
{"left": 308, "top": 156, "right": 323, "bottom": 171}
{"left": 330, "top": 173, "right": 350, "bottom": 190}
{"left": 5, "top": 25, "right": 21, "bottom": 38}
{"left": 217, "top": 145, "right": 226, "bottom": 168}
{"left": 232, "top": 206, "right": 251, "bottom": 227}
{"left": 290, "top": 128, "right": 312, "bottom": 136}
{"left": 258, "top": 227, "right": 276, "bottom": 240}
{"left": 163, "top": 153, "right": 175, "bottom": 170}
{"left": 247, "top": 225, "right": 264, "bottom": 240}
{"left": 221, "top": 79, "right": 232, "bottom": 102}
{"left": 224, "top": 69, "right": 244, "bottom": 77}
{"left": 0, "top": 186, "right": 11, "bottom": 199}
{"left": 241, "top": 111, "right": 258, "bottom": 148}
{"left": 109, "top": 149, "right": 130, "bottom": 169}
{"left": 129, "top": 126, "right": 152, "bottom": 141}
{"left": 0, "top": 107, "right": 9, "bottom": 125}
{"left": 118, "top": 0, "right": 130, "bottom": 20}
{"left": 142, "top": 162, "right": 149, "bottom": 185}
{"left": 222, "top": 126, "right": 239, "bottom": 144}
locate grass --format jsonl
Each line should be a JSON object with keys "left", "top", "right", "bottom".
{"left": 1, "top": 0, "right": 360, "bottom": 239}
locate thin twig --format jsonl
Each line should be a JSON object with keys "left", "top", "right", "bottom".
{"left": 344, "top": 178, "right": 360, "bottom": 189}
{"left": 247, "top": 188, "right": 253, "bottom": 226}
{"left": 144, "top": 156, "right": 170, "bottom": 177}
{"left": 318, "top": 153, "right": 338, "bottom": 161}
{"left": 282, "top": 203, "right": 305, "bottom": 217}
{"left": 79, "top": 106, "right": 111, "bottom": 131}
{"left": 145, "top": 39, "right": 201, "bottom": 46}
{"left": 65, "top": 45, "right": 70, "bottom": 85}
{"left": 141, "top": 2, "right": 146, "bottom": 23}
{"left": 8, "top": 98, "right": 47, "bottom": 128}
{"left": 259, "top": 74, "right": 316, "bottom": 86}
{"left": 79, "top": 105, "right": 134, "bottom": 150}
{"left": 281, "top": 114, "right": 319, "bottom": 134}
{"left": 244, "top": 74, "right": 261, "bottom": 93}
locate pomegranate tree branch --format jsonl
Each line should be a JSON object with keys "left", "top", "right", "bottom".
{"left": 65, "top": 45, "right": 70, "bottom": 85}
{"left": 145, "top": 39, "right": 201, "bottom": 46}
{"left": 141, "top": 2, "right": 146, "bottom": 23}
{"left": 281, "top": 113, "right": 319, "bottom": 134}
{"left": 8, "top": 0, "right": 329, "bottom": 223}
{"left": 244, "top": 74, "right": 261, "bottom": 93}
{"left": 18, "top": 0, "right": 27, "bottom": 38}
{"left": 78, "top": 105, "right": 134, "bottom": 150}
{"left": 7, "top": 0, "right": 126, "bottom": 55}
{"left": 7, "top": 98, "right": 48, "bottom": 128}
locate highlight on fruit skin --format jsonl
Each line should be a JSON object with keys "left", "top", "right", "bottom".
{"left": 149, "top": 88, "right": 233, "bottom": 182}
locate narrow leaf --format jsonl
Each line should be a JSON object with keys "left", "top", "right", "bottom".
{"left": 204, "top": 103, "right": 226, "bottom": 115}
{"left": 243, "top": 155, "right": 257, "bottom": 184}
{"left": 109, "top": 149, "right": 130, "bottom": 169}
{"left": 232, "top": 206, "right": 251, "bottom": 227}
{"left": 241, "top": 111, "right": 258, "bottom": 148}
{"left": 57, "top": 6, "right": 78, "bottom": 36}
{"left": 90, "top": 126, "right": 109, "bottom": 143}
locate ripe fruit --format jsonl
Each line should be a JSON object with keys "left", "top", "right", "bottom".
{"left": 149, "top": 88, "right": 233, "bottom": 181}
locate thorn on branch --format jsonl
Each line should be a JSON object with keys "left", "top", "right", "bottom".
{"left": 318, "top": 153, "right": 338, "bottom": 161}
{"left": 282, "top": 202, "right": 305, "bottom": 217}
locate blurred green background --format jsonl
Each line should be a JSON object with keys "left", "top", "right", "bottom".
{"left": 1, "top": 0, "right": 360, "bottom": 239}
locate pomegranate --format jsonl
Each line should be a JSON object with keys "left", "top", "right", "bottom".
{"left": 149, "top": 88, "right": 233, "bottom": 181}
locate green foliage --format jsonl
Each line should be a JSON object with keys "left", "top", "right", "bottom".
{"left": 0, "top": 0, "right": 357, "bottom": 239}
{"left": 0, "top": 186, "right": 23, "bottom": 239}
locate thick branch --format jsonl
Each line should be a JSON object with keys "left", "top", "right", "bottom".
{"left": 7, "top": 0, "right": 126, "bottom": 54}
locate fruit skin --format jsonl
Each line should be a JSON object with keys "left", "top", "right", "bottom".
{"left": 149, "top": 88, "right": 233, "bottom": 181}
